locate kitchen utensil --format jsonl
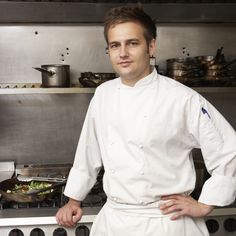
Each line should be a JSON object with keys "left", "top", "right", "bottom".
{"left": 25, "top": 181, "right": 66, "bottom": 195}
{"left": 0, "top": 177, "right": 66, "bottom": 202}
{"left": 17, "top": 175, "right": 66, "bottom": 183}
{"left": 33, "top": 64, "right": 70, "bottom": 88}
{"left": 214, "top": 47, "right": 224, "bottom": 64}
{"left": 79, "top": 72, "right": 116, "bottom": 87}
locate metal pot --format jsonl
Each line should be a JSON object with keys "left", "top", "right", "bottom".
{"left": 0, "top": 177, "right": 66, "bottom": 202}
{"left": 79, "top": 72, "right": 116, "bottom": 88}
{"left": 33, "top": 64, "right": 70, "bottom": 88}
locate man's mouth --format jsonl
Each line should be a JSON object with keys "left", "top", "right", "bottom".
{"left": 118, "top": 61, "right": 132, "bottom": 67}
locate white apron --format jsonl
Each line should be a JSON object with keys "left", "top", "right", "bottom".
{"left": 89, "top": 199, "right": 209, "bottom": 236}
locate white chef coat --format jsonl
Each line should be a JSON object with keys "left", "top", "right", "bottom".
{"left": 65, "top": 68, "right": 236, "bottom": 207}
{"left": 89, "top": 200, "right": 209, "bottom": 236}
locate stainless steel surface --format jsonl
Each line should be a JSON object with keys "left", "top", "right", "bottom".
{"left": 0, "top": 25, "right": 113, "bottom": 85}
{"left": 0, "top": 2, "right": 236, "bottom": 23}
{"left": 1, "top": 84, "right": 236, "bottom": 94}
{"left": 15, "top": 163, "right": 72, "bottom": 177}
{"left": 0, "top": 161, "right": 14, "bottom": 182}
{"left": 0, "top": 83, "right": 95, "bottom": 94}
{"left": 17, "top": 175, "right": 66, "bottom": 183}
{"left": 33, "top": 67, "right": 56, "bottom": 77}
{"left": 0, "top": 207, "right": 99, "bottom": 236}
{"left": 0, "top": 93, "right": 93, "bottom": 165}
{"left": 0, "top": 205, "right": 235, "bottom": 235}
{"left": 0, "top": 89, "right": 235, "bottom": 165}
{"left": 34, "top": 64, "right": 70, "bottom": 88}
{"left": 205, "top": 211, "right": 236, "bottom": 236}
{"left": 0, "top": 207, "right": 100, "bottom": 225}
{"left": 0, "top": 24, "right": 235, "bottom": 85}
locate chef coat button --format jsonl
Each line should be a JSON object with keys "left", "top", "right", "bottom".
{"left": 139, "top": 145, "right": 144, "bottom": 149}
{"left": 113, "top": 197, "right": 117, "bottom": 201}
{"left": 111, "top": 169, "right": 115, "bottom": 174}
{"left": 139, "top": 200, "right": 144, "bottom": 204}
{"left": 140, "top": 170, "right": 144, "bottom": 175}
{"left": 110, "top": 141, "right": 115, "bottom": 146}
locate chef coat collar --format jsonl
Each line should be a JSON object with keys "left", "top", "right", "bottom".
{"left": 117, "top": 67, "right": 157, "bottom": 89}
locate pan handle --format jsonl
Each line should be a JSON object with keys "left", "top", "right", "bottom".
{"left": 33, "top": 67, "right": 56, "bottom": 76}
{"left": 221, "top": 58, "right": 236, "bottom": 70}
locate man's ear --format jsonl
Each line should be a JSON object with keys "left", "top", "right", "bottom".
{"left": 149, "top": 38, "right": 157, "bottom": 57}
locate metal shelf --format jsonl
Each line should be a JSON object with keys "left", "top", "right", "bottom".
{"left": 0, "top": 87, "right": 235, "bottom": 95}
{"left": 194, "top": 87, "right": 236, "bottom": 93}
{"left": 0, "top": 87, "right": 95, "bottom": 95}
{"left": 0, "top": 3, "right": 235, "bottom": 23}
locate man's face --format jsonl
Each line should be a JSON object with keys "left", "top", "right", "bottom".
{"left": 107, "top": 22, "right": 156, "bottom": 86}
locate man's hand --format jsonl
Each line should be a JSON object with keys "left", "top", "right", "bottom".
{"left": 159, "top": 194, "right": 214, "bottom": 220}
{"left": 56, "top": 198, "right": 83, "bottom": 227}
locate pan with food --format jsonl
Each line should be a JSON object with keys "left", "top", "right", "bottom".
{"left": 0, "top": 177, "right": 66, "bottom": 203}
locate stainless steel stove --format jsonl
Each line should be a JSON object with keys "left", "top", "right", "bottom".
{"left": 0, "top": 164, "right": 106, "bottom": 236}
{"left": 0, "top": 206, "right": 101, "bottom": 236}
{"left": 0, "top": 164, "right": 235, "bottom": 236}
{"left": 205, "top": 206, "right": 236, "bottom": 236}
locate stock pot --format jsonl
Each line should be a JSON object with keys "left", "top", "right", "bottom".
{"left": 33, "top": 64, "right": 70, "bottom": 88}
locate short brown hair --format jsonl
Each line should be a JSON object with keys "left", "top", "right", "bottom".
{"left": 104, "top": 5, "right": 157, "bottom": 45}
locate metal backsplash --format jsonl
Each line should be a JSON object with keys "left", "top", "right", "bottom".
{"left": 0, "top": 93, "right": 93, "bottom": 165}
{"left": 0, "top": 23, "right": 235, "bottom": 164}
{"left": 0, "top": 23, "right": 235, "bottom": 84}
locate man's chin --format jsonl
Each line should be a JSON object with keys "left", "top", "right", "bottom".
{"left": 116, "top": 69, "right": 133, "bottom": 79}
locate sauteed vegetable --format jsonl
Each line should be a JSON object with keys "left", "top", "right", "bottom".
{"left": 6, "top": 181, "right": 52, "bottom": 195}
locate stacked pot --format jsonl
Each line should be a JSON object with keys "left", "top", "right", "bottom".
{"left": 167, "top": 52, "right": 236, "bottom": 86}
{"left": 195, "top": 55, "right": 236, "bottom": 86}
{"left": 166, "top": 57, "right": 204, "bottom": 86}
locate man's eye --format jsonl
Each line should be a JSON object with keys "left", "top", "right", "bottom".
{"left": 110, "top": 44, "right": 119, "bottom": 49}
{"left": 129, "top": 41, "right": 138, "bottom": 46}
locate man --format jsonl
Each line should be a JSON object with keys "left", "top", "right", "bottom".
{"left": 56, "top": 5, "right": 236, "bottom": 236}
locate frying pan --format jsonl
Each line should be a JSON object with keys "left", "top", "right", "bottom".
{"left": 79, "top": 72, "right": 116, "bottom": 87}
{"left": 0, "top": 177, "right": 66, "bottom": 203}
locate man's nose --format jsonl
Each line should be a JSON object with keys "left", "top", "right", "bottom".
{"left": 119, "top": 45, "right": 129, "bottom": 57}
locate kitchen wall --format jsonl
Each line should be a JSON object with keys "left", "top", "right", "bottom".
{"left": 0, "top": 23, "right": 236, "bottom": 84}
{"left": 0, "top": 23, "right": 235, "bottom": 165}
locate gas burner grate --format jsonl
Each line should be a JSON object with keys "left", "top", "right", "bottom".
{"left": 0, "top": 193, "right": 62, "bottom": 210}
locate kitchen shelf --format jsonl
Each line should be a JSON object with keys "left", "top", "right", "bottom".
{"left": 0, "top": 87, "right": 95, "bottom": 95}
{"left": 0, "top": 87, "right": 235, "bottom": 95}
{"left": 0, "top": 2, "right": 235, "bottom": 23}
{"left": 194, "top": 87, "right": 236, "bottom": 93}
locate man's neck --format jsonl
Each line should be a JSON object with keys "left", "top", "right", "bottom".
{"left": 120, "top": 67, "right": 153, "bottom": 87}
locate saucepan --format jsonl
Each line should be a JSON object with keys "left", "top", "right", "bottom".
{"left": 33, "top": 64, "right": 70, "bottom": 88}
{"left": 0, "top": 177, "right": 66, "bottom": 202}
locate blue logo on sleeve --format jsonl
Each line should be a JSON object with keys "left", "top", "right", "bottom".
{"left": 201, "top": 107, "right": 211, "bottom": 119}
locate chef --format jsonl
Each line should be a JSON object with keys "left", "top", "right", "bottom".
{"left": 56, "top": 5, "right": 236, "bottom": 236}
